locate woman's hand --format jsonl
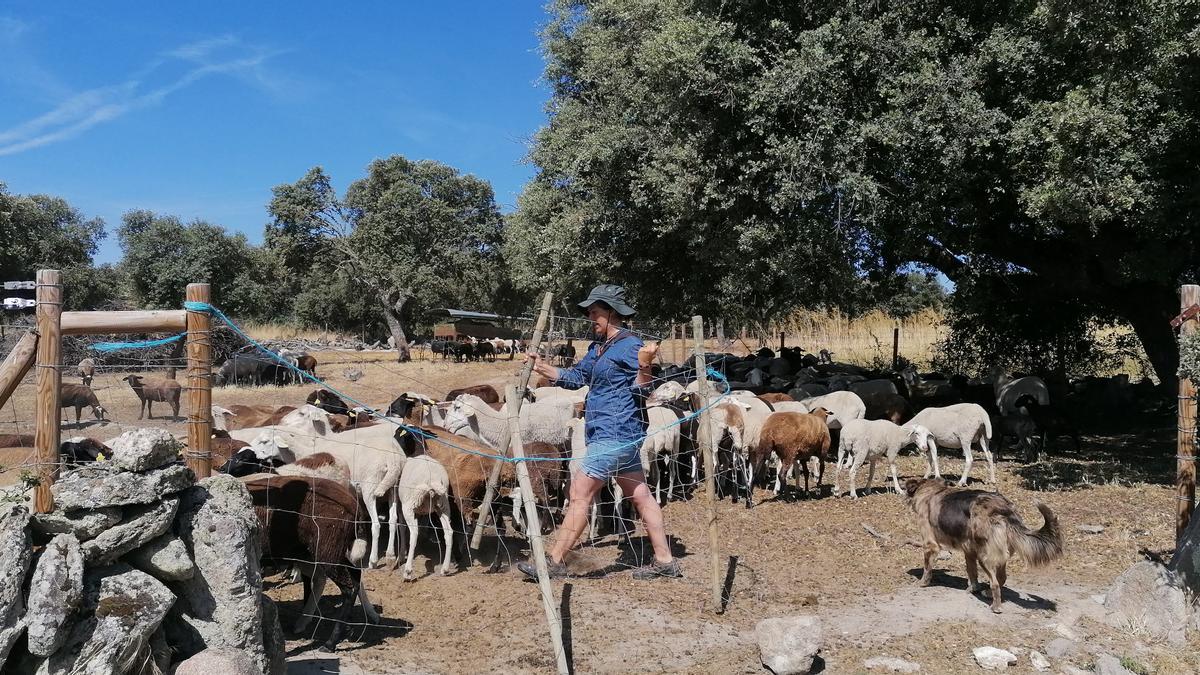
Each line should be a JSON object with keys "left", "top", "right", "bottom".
{"left": 638, "top": 342, "right": 659, "bottom": 368}
{"left": 526, "top": 352, "right": 560, "bottom": 381}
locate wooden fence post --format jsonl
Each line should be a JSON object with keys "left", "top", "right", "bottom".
{"left": 506, "top": 384, "right": 570, "bottom": 675}
{"left": 1178, "top": 284, "right": 1200, "bottom": 544}
{"left": 185, "top": 284, "right": 213, "bottom": 479}
{"left": 470, "top": 291, "right": 554, "bottom": 553}
{"left": 692, "top": 315, "right": 722, "bottom": 612}
{"left": 892, "top": 326, "right": 900, "bottom": 370}
{"left": 0, "top": 331, "right": 38, "bottom": 412}
{"left": 34, "top": 269, "right": 62, "bottom": 514}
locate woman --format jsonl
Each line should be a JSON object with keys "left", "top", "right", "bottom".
{"left": 516, "top": 284, "right": 682, "bottom": 580}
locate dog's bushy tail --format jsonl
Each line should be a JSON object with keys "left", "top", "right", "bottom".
{"left": 1006, "top": 503, "right": 1062, "bottom": 567}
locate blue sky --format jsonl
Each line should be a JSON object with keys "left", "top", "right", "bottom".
{"left": 0, "top": 3, "right": 550, "bottom": 264}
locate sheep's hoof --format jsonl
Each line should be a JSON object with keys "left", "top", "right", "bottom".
{"left": 402, "top": 570, "right": 415, "bottom": 582}
{"left": 990, "top": 605, "right": 1003, "bottom": 614}
{"left": 440, "top": 564, "right": 455, "bottom": 576}
{"left": 917, "top": 576, "right": 932, "bottom": 588}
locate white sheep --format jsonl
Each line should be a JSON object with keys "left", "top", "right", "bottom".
{"left": 211, "top": 405, "right": 235, "bottom": 432}
{"left": 394, "top": 450, "right": 454, "bottom": 581}
{"left": 908, "top": 403, "right": 994, "bottom": 485}
{"left": 443, "top": 394, "right": 574, "bottom": 450}
{"left": 532, "top": 385, "right": 589, "bottom": 404}
{"left": 642, "top": 406, "right": 682, "bottom": 505}
{"left": 798, "top": 391, "right": 866, "bottom": 430}
{"left": 834, "top": 419, "right": 931, "bottom": 498}
{"left": 990, "top": 366, "right": 1050, "bottom": 415}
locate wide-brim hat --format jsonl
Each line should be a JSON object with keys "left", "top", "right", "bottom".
{"left": 578, "top": 284, "right": 636, "bottom": 317}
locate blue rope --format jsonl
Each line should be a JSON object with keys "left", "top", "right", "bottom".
{"left": 92, "top": 333, "right": 186, "bottom": 352}
{"left": 185, "top": 301, "right": 731, "bottom": 463}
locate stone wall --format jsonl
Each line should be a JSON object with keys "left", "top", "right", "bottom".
{"left": 0, "top": 428, "right": 284, "bottom": 675}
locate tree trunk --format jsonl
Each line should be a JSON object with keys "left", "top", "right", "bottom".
{"left": 380, "top": 295, "right": 411, "bottom": 363}
{"left": 1122, "top": 295, "right": 1179, "bottom": 391}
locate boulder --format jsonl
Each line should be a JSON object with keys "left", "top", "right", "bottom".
{"left": 31, "top": 507, "right": 121, "bottom": 541}
{"left": 864, "top": 656, "right": 921, "bottom": 672}
{"left": 132, "top": 627, "right": 172, "bottom": 675}
{"left": 26, "top": 533, "right": 85, "bottom": 657}
{"left": 126, "top": 533, "right": 195, "bottom": 581}
{"left": 81, "top": 496, "right": 179, "bottom": 565}
{"left": 1044, "top": 638, "right": 1078, "bottom": 659}
{"left": 172, "top": 648, "right": 259, "bottom": 675}
{"left": 972, "top": 647, "right": 1016, "bottom": 670}
{"left": 1094, "top": 654, "right": 1136, "bottom": 675}
{"left": 52, "top": 464, "right": 194, "bottom": 511}
{"left": 0, "top": 504, "right": 31, "bottom": 667}
{"left": 756, "top": 615, "right": 821, "bottom": 675}
{"left": 1103, "top": 561, "right": 1188, "bottom": 645}
{"left": 260, "top": 595, "right": 286, "bottom": 675}
{"left": 1170, "top": 504, "right": 1200, "bottom": 594}
{"left": 40, "top": 566, "right": 176, "bottom": 675}
{"left": 168, "top": 475, "right": 266, "bottom": 672}
{"left": 1028, "top": 650, "right": 1050, "bottom": 672}
{"left": 106, "top": 428, "right": 183, "bottom": 473}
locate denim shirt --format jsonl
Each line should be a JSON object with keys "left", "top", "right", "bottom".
{"left": 554, "top": 331, "right": 649, "bottom": 444}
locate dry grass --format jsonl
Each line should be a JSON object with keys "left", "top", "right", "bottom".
{"left": 240, "top": 321, "right": 358, "bottom": 344}
{"left": 779, "top": 308, "right": 946, "bottom": 368}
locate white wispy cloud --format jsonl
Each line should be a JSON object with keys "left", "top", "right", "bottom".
{"left": 0, "top": 35, "right": 284, "bottom": 156}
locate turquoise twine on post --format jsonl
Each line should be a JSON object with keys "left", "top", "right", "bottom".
{"left": 184, "top": 300, "right": 731, "bottom": 463}
{"left": 92, "top": 333, "right": 186, "bottom": 352}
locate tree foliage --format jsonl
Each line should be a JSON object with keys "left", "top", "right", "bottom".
{"left": 513, "top": 0, "right": 1200, "bottom": 384}
{"left": 268, "top": 158, "right": 507, "bottom": 354}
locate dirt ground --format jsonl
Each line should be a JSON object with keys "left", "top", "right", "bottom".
{"left": 0, "top": 353, "right": 1192, "bottom": 674}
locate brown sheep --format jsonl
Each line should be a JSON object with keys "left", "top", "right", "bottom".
{"left": 296, "top": 353, "right": 318, "bottom": 377}
{"left": 328, "top": 413, "right": 377, "bottom": 433}
{"left": 122, "top": 375, "right": 181, "bottom": 420}
{"left": 757, "top": 393, "right": 795, "bottom": 404}
{"left": 752, "top": 408, "right": 833, "bottom": 501}
{"left": 220, "top": 404, "right": 297, "bottom": 429}
{"left": 210, "top": 432, "right": 250, "bottom": 469}
{"left": 442, "top": 384, "right": 501, "bottom": 405}
{"left": 0, "top": 434, "right": 34, "bottom": 448}
{"left": 60, "top": 383, "right": 107, "bottom": 423}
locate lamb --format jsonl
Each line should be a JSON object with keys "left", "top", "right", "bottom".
{"left": 122, "top": 374, "right": 181, "bottom": 420}
{"left": 908, "top": 403, "right": 995, "bottom": 485}
{"left": 991, "top": 366, "right": 1050, "bottom": 415}
{"left": 1014, "top": 394, "right": 1080, "bottom": 454}
{"left": 641, "top": 406, "right": 683, "bottom": 505}
{"left": 276, "top": 452, "right": 353, "bottom": 484}
{"left": 77, "top": 358, "right": 95, "bottom": 387}
{"left": 242, "top": 474, "right": 378, "bottom": 650}
{"left": 990, "top": 412, "right": 1041, "bottom": 462}
{"left": 60, "top": 383, "right": 107, "bottom": 423}
{"left": 390, "top": 427, "right": 455, "bottom": 581}
{"left": 443, "top": 394, "right": 575, "bottom": 451}
{"left": 750, "top": 408, "right": 833, "bottom": 502}
{"left": 218, "top": 404, "right": 297, "bottom": 430}
{"left": 306, "top": 389, "right": 352, "bottom": 415}
{"left": 835, "top": 419, "right": 931, "bottom": 498}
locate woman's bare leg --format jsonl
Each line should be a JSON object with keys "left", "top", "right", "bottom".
{"left": 615, "top": 471, "right": 673, "bottom": 564}
{"left": 550, "top": 471, "right": 604, "bottom": 563}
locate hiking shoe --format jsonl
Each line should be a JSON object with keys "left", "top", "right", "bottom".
{"left": 632, "top": 558, "right": 683, "bottom": 580}
{"left": 516, "top": 554, "right": 569, "bottom": 580}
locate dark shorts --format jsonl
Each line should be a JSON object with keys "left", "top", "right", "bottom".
{"left": 580, "top": 438, "right": 643, "bottom": 480}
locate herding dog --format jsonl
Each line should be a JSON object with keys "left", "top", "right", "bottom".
{"left": 905, "top": 478, "right": 1062, "bottom": 612}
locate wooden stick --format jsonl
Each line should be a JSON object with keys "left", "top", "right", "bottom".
{"left": 61, "top": 310, "right": 187, "bottom": 335}
{"left": 1178, "top": 284, "right": 1200, "bottom": 544}
{"left": 470, "top": 291, "right": 554, "bottom": 552}
{"left": 185, "top": 284, "right": 213, "bottom": 479}
{"left": 692, "top": 314, "right": 721, "bottom": 612}
{"left": 506, "top": 384, "right": 570, "bottom": 675}
{"left": 0, "top": 331, "right": 37, "bottom": 412}
{"left": 892, "top": 326, "right": 900, "bottom": 370}
{"left": 34, "top": 270, "right": 62, "bottom": 514}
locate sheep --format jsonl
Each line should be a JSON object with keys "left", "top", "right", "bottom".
{"left": 1014, "top": 394, "right": 1080, "bottom": 454}
{"left": 391, "top": 427, "right": 455, "bottom": 581}
{"left": 387, "top": 392, "right": 451, "bottom": 427}
{"left": 990, "top": 412, "right": 1041, "bottom": 462}
{"left": 647, "top": 381, "right": 687, "bottom": 405}
{"left": 908, "top": 403, "right": 995, "bottom": 485}
{"left": 278, "top": 349, "right": 317, "bottom": 378}
{"left": 991, "top": 366, "right": 1050, "bottom": 415}
{"left": 210, "top": 434, "right": 250, "bottom": 470}
{"left": 899, "top": 367, "right": 959, "bottom": 406}
{"left": 60, "top": 383, "right": 107, "bottom": 424}
{"left": 327, "top": 413, "right": 377, "bottom": 433}
{"left": 531, "top": 385, "right": 589, "bottom": 405}
{"left": 508, "top": 441, "right": 568, "bottom": 536}
{"left": 862, "top": 392, "right": 914, "bottom": 425}
{"left": 750, "top": 408, "right": 833, "bottom": 502}
{"left": 242, "top": 474, "right": 377, "bottom": 650}
{"left": 443, "top": 384, "right": 501, "bottom": 404}
{"left": 306, "top": 389, "right": 352, "bottom": 415}
{"left": 799, "top": 391, "right": 865, "bottom": 430}
{"left": 708, "top": 399, "right": 750, "bottom": 502}
{"left": 757, "top": 393, "right": 795, "bottom": 404}
{"left": 77, "top": 358, "right": 95, "bottom": 387}
{"left": 276, "top": 452, "right": 353, "bottom": 484}
{"left": 848, "top": 379, "right": 899, "bottom": 400}
{"left": 60, "top": 437, "right": 110, "bottom": 465}
{"left": 219, "top": 404, "right": 298, "bottom": 430}
{"left": 122, "top": 375, "right": 181, "bottom": 420}
{"left": 443, "top": 394, "right": 575, "bottom": 451}
{"left": 642, "top": 406, "right": 683, "bottom": 506}
{"left": 834, "top": 419, "right": 931, "bottom": 498}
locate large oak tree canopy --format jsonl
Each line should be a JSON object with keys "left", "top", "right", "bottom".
{"left": 507, "top": 0, "right": 1199, "bottom": 385}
